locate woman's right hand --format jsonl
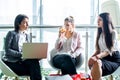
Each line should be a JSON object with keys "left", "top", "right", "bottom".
{"left": 88, "top": 56, "right": 98, "bottom": 69}
{"left": 59, "top": 27, "right": 66, "bottom": 38}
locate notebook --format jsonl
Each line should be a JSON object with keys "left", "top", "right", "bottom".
{"left": 22, "top": 43, "right": 48, "bottom": 59}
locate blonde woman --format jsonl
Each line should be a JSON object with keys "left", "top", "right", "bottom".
{"left": 51, "top": 16, "right": 83, "bottom": 75}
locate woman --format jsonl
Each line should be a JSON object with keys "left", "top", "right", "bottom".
{"left": 88, "top": 12, "right": 120, "bottom": 80}
{"left": 51, "top": 16, "right": 84, "bottom": 75}
{"left": 2, "top": 14, "right": 42, "bottom": 80}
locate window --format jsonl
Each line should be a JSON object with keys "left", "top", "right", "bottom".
{"left": 0, "top": 0, "right": 120, "bottom": 25}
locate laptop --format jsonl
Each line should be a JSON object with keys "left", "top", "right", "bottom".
{"left": 22, "top": 43, "right": 48, "bottom": 59}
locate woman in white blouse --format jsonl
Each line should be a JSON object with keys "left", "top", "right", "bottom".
{"left": 88, "top": 12, "right": 120, "bottom": 80}
{"left": 51, "top": 16, "right": 83, "bottom": 75}
{"left": 3, "top": 14, "right": 42, "bottom": 80}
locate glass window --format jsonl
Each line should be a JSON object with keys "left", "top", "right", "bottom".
{"left": 0, "top": 0, "right": 39, "bottom": 25}
{"left": 0, "top": 0, "right": 120, "bottom": 25}
{"left": 43, "top": 0, "right": 91, "bottom": 25}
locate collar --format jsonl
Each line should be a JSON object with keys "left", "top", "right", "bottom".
{"left": 19, "top": 30, "right": 26, "bottom": 34}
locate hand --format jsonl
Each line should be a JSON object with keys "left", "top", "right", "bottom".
{"left": 71, "top": 53, "right": 76, "bottom": 58}
{"left": 88, "top": 56, "right": 98, "bottom": 69}
{"left": 59, "top": 32, "right": 65, "bottom": 38}
{"left": 59, "top": 27, "right": 66, "bottom": 38}
{"left": 59, "top": 27, "right": 66, "bottom": 33}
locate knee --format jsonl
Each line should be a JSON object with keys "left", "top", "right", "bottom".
{"left": 94, "top": 60, "right": 102, "bottom": 67}
{"left": 75, "top": 54, "right": 84, "bottom": 68}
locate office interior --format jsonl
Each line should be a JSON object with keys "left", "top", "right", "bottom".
{"left": 0, "top": 0, "right": 120, "bottom": 80}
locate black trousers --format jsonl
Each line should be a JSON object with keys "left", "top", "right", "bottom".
{"left": 3, "top": 59, "right": 42, "bottom": 80}
{"left": 52, "top": 54, "right": 77, "bottom": 75}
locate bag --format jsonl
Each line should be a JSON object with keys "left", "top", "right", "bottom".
{"left": 47, "top": 73, "right": 92, "bottom": 80}
{"left": 71, "top": 73, "right": 92, "bottom": 80}
{"left": 45, "top": 74, "right": 73, "bottom": 80}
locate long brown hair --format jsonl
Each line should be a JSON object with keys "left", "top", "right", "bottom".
{"left": 96, "top": 12, "right": 114, "bottom": 51}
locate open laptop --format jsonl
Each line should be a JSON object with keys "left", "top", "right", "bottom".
{"left": 22, "top": 43, "right": 48, "bottom": 59}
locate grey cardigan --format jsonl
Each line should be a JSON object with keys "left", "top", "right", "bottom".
{"left": 2, "top": 30, "right": 29, "bottom": 62}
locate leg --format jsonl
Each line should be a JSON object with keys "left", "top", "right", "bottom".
{"left": 53, "top": 54, "right": 77, "bottom": 75}
{"left": 24, "top": 59, "right": 42, "bottom": 80}
{"left": 91, "top": 60, "right": 102, "bottom": 80}
{"left": 3, "top": 59, "right": 42, "bottom": 80}
{"left": 91, "top": 58, "right": 120, "bottom": 80}
{"left": 3, "top": 61, "right": 30, "bottom": 76}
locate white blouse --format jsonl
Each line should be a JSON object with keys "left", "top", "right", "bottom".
{"left": 98, "top": 30, "right": 120, "bottom": 55}
{"left": 59, "top": 37, "right": 72, "bottom": 54}
{"left": 18, "top": 31, "right": 27, "bottom": 52}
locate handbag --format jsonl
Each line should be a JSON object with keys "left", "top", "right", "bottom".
{"left": 71, "top": 73, "right": 92, "bottom": 80}
{"left": 45, "top": 74, "right": 73, "bottom": 80}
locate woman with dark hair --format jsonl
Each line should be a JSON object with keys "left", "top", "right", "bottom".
{"left": 50, "top": 16, "right": 84, "bottom": 75}
{"left": 2, "top": 14, "right": 42, "bottom": 80}
{"left": 88, "top": 12, "right": 120, "bottom": 80}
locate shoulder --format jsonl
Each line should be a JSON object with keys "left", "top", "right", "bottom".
{"left": 112, "top": 29, "right": 117, "bottom": 33}
{"left": 73, "top": 31, "right": 81, "bottom": 38}
{"left": 112, "top": 30, "right": 117, "bottom": 35}
{"left": 7, "top": 30, "right": 16, "bottom": 34}
{"left": 6, "top": 30, "right": 17, "bottom": 37}
{"left": 111, "top": 29, "right": 118, "bottom": 39}
{"left": 73, "top": 31, "right": 80, "bottom": 35}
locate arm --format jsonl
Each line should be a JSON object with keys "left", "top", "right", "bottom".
{"left": 96, "top": 30, "right": 117, "bottom": 58}
{"left": 92, "top": 50, "right": 100, "bottom": 57}
{"left": 55, "top": 28, "right": 67, "bottom": 51}
{"left": 95, "top": 51, "right": 109, "bottom": 59}
{"left": 88, "top": 51, "right": 109, "bottom": 69}
{"left": 71, "top": 32, "right": 83, "bottom": 58}
{"left": 55, "top": 37, "right": 66, "bottom": 51}
{"left": 5, "top": 31, "right": 22, "bottom": 57}
{"left": 88, "top": 50, "right": 101, "bottom": 69}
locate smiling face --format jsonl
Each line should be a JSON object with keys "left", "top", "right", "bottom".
{"left": 97, "top": 16, "right": 103, "bottom": 28}
{"left": 19, "top": 18, "right": 29, "bottom": 31}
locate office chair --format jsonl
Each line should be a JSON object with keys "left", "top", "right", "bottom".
{"left": 0, "top": 51, "right": 30, "bottom": 80}
{"left": 48, "top": 49, "right": 84, "bottom": 74}
{"left": 108, "top": 67, "right": 120, "bottom": 80}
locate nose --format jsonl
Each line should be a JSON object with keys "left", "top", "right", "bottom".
{"left": 26, "top": 22, "right": 29, "bottom": 26}
{"left": 97, "top": 19, "right": 99, "bottom": 22}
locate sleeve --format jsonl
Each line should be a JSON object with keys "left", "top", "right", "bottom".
{"left": 112, "top": 30, "right": 118, "bottom": 41}
{"left": 71, "top": 32, "right": 84, "bottom": 58}
{"left": 5, "top": 31, "right": 22, "bottom": 57}
{"left": 104, "top": 30, "right": 118, "bottom": 56}
{"left": 55, "top": 37, "right": 66, "bottom": 51}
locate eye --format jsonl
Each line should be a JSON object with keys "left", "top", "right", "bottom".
{"left": 99, "top": 19, "right": 102, "bottom": 21}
